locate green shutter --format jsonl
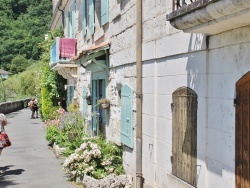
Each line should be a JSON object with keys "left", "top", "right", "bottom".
{"left": 65, "top": 12, "right": 70, "bottom": 37}
{"left": 82, "top": 86, "right": 87, "bottom": 117}
{"left": 71, "top": 1, "right": 76, "bottom": 38}
{"left": 120, "top": 84, "right": 133, "bottom": 148}
{"left": 88, "top": 0, "right": 95, "bottom": 35}
{"left": 92, "top": 80, "right": 97, "bottom": 134}
{"left": 82, "top": 0, "right": 87, "bottom": 36}
{"left": 67, "top": 86, "right": 70, "bottom": 107}
{"left": 101, "top": 0, "right": 109, "bottom": 26}
{"left": 101, "top": 80, "right": 107, "bottom": 125}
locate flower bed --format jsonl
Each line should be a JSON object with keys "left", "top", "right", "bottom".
{"left": 44, "top": 104, "right": 125, "bottom": 183}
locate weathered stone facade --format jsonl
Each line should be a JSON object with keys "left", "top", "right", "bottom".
{"left": 50, "top": 0, "right": 250, "bottom": 187}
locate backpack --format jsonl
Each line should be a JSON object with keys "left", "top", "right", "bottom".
{"left": 28, "top": 101, "right": 33, "bottom": 108}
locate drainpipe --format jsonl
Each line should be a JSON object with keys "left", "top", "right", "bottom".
{"left": 58, "top": 6, "right": 65, "bottom": 28}
{"left": 136, "top": 0, "right": 143, "bottom": 187}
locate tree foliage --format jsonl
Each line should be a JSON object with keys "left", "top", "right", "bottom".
{"left": 0, "top": 0, "right": 52, "bottom": 70}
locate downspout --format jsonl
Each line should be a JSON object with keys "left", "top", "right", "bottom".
{"left": 136, "top": 0, "right": 143, "bottom": 187}
{"left": 58, "top": 6, "right": 65, "bottom": 29}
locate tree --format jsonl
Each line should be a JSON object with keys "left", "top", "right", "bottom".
{"left": 0, "top": 0, "right": 52, "bottom": 71}
{"left": 8, "top": 55, "right": 29, "bottom": 74}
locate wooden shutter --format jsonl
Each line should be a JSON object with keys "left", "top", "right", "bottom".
{"left": 101, "top": 0, "right": 109, "bottom": 26}
{"left": 82, "top": 0, "right": 87, "bottom": 36}
{"left": 88, "top": 0, "right": 95, "bottom": 35}
{"left": 120, "top": 84, "right": 133, "bottom": 148}
{"left": 71, "top": 1, "right": 76, "bottom": 38}
{"left": 172, "top": 87, "right": 197, "bottom": 186}
{"left": 82, "top": 86, "right": 87, "bottom": 117}
{"left": 235, "top": 72, "right": 250, "bottom": 188}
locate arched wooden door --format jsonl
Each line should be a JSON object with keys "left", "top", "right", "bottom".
{"left": 236, "top": 72, "right": 250, "bottom": 188}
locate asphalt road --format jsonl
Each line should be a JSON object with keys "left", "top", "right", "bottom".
{"left": 0, "top": 108, "right": 74, "bottom": 188}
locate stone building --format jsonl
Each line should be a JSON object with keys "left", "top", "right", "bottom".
{"left": 49, "top": 0, "right": 250, "bottom": 187}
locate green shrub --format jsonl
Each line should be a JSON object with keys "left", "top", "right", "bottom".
{"left": 44, "top": 107, "right": 125, "bottom": 181}
{"left": 46, "top": 125, "right": 59, "bottom": 144}
{"left": 62, "top": 137, "right": 125, "bottom": 180}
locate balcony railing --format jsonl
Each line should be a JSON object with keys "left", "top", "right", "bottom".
{"left": 167, "top": 0, "right": 250, "bottom": 35}
{"left": 50, "top": 37, "right": 77, "bottom": 66}
{"left": 172, "top": 0, "right": 197, "bottom": 11}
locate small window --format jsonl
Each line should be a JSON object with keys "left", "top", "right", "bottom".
{"left": 172, "top": 87, "right": 197, "bottom": 186}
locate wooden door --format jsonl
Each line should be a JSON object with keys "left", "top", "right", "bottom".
{"left": 236, "top": 72, "right": 250, "bottom": 188}
{"left": 172, "top": 87, "right": 197, "bottom": 186}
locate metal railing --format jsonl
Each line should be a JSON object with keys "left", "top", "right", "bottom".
{"left": 172, "top": 0, "right": 197, "bottom": 11}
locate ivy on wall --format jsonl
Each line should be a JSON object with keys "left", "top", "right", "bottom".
{"left": 38, "top": 28, "right": 67, "bottom": 120}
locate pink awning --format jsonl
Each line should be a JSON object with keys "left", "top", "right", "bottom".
{"left": 59, "top": 38, "right": 77, "bottom": 58}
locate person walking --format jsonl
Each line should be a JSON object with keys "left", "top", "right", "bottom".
{"left": 28, "top": 98, "right": 39, "bottom": 119}
{"left": 0, "top": 113, "right": 9, "bottom": 174}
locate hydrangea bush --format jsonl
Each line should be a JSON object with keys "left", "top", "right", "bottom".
{"left": 63, "top": 137, "right": 124, "bottom": 180}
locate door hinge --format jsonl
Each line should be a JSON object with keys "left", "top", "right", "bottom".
{"left": 234, "top": 98, "right": 237, "bottom": 107}
{"left": 171, "top": 103, "right": 174, "bottom": 112}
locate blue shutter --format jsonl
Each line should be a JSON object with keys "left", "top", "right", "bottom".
{"left": 82, "top": 86, "right": 87, "bottom": 117}
{"left": 120, "top": 84, "right": 133, "bottom": 148}
{"left": 101, "top": 0, "right": 109, "bottom": 26}
{"left": 71, "top": 1, "right": 76, "bottom": 38}
{"left": 67, "top": 86, "right": 70, "bottom": 107}
{"left": 92, "top": 80, "right": 97, "bottom": 134}
{"left": 82, "top": 0, "right": 87, "bottom": 36}
{"left": 101, "top": 80, "right": 107, "bottom": 125}
{"left": 88, "top": 0, "right": 95, "bottom": 35}
{"left": 65, "top": 12, "right": 70, "bottom": 37}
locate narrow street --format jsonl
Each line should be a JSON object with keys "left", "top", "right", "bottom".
{"left": 0, "top": 108, "right": 74, "bottom": 188}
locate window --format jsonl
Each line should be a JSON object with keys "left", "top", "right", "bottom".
{"left": 120, "top": 84, "right": 133, "bottom": 148}
{"left": 172, "top": 87, "right": 197, "bottom": 186}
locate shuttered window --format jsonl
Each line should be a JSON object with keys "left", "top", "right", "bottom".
{"left": 82, "top": 0, "right": 87, "bottom": 36}
{"left": 172, "top": 87, "right": 197, "bottom": 186}
{"left": 88, "top": 0, "right": 95, "bottom": 35}
{"left": 71, "top": 1, "right": 76, "bottom": 38}
{"left": 120, "top": 84, "right": 133, "bottom": 148}
{"left": 101, "top": 0, "right": 109, "bottom": 26}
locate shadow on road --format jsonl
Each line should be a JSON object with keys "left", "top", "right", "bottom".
{"left": 0, "top": 165, "right": 25, "bottom": 187}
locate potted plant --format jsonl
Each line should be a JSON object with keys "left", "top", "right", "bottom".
{"left": 97, "top": 99, "right": 110, "bottom": 109}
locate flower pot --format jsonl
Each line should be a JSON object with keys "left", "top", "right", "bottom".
{"left": 101, "top": 103, "right": 110, "bottom": 109}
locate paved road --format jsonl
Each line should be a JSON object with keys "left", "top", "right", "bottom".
{"left": 0, "top": 108, "right": 74, "bottom": 188}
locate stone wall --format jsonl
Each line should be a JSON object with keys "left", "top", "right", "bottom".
{"left": 0, "top": 98, "right": 31, "bottom": 114}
